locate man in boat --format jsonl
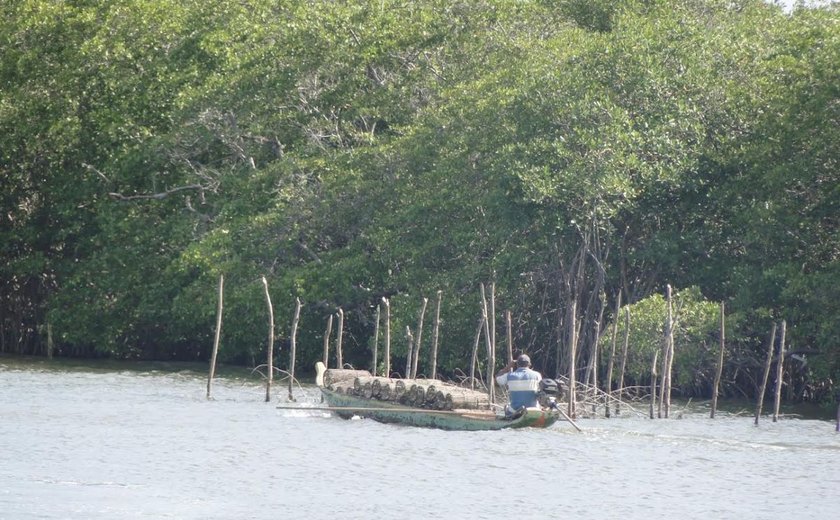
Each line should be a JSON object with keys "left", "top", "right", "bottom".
{"left": 495, "top": 354, "right": 542, "bottom": 417}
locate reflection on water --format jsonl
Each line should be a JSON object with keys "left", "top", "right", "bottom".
{"left": 1, "top": 359, "right": 838, "bottom": 520}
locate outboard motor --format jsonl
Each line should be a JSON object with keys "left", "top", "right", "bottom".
{"left": 538, "top": 378, "right": 565, "bottom": 408}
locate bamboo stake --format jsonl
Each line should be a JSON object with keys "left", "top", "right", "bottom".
{"left": 261, "top": 276, "right": 275, "bottom": 403}
{"left": 372, "top": 304, "right": 381, "bottom": 377}
{"left": 470, "top": 317, "right": 483, "bottom": 390}
{"left": 206, "top": 274, "right": 224, "bottom": 400}
{"left": 711, "top": 302, "right": 725, "bottom": 419}
{"left": 616, "top": 306, "right": 630, "bottom": 415}
{"left": 323, "top": 314, "right": 333, "bottom": 368}
{"left": 383, "top": 297, "right": 391, "bottom": 377}
{"left": 430, "top": 291, "right": 442, "bottom": 380}
{"left": 336, "top": 308, "right": 344, "bottom": 368}
{"left": 412, "top": 297, "right": 428, "bottom": 379}
{"left": 755, "top": 322, "right": 778, "bottom": 426}
{"left": 288, "top": 297, "right": 301, "bottom": 401}
{"left": 605, "top": 291, "right": 622, "bottom": 418}
{"left": 772, "top": 320, "right": 787, "bottom": 422}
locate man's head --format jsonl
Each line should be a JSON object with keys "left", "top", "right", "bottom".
{"left": 516, "top": 354, "right": 531, "bottom": 368}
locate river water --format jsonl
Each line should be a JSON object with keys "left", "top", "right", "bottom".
{"left": 2, "top": 359, "right": 838, "bottom": 520}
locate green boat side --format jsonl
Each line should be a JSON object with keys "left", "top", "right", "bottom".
{"left": 319, "top": 386, "right": 560, "bottom": 431}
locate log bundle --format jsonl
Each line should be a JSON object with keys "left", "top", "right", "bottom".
{"left": 323, "top": 369, "right": 491, "bottom": 411}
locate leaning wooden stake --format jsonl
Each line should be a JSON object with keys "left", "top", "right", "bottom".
{"left": 772, "top": 320, "right": 787, "bottom": 422}
{"left": 383, "top": 297, "right": 391, "bottom": 377}
{"left": 261, "top": 276, "right": 275, "bottom": 403}
{"left": 412, "top": 297, "right": 428, "bottom": 379}
{"left": 470, "top": 317, "right": 483, "bottom": 390}
{"left": 616, "top": 306, "right": 630, "bottom": 415}
{"left": 323, "top": 314, "right": 333, "bottom": 368}
{"left": 480, "top": 283, "right": 495, "bottom": 404}
{"left": 605, "top": 291, "right": 622, "bottom": 418}
{"left": 711, "top": 302, "right": 726, "bottom": 419}
{"left": 755, "top": 322, "right": 778, "bottom": 426}
{"left": 206, "top": 274, "right": 224, "bottom": 400}
{"left": 288, "top": 297, "right": 301, "bottom": 402}
{"left": 336, "top": 308, "right": 344, "bottom": 368}
{"left": 430, "top": 291, "right": 442, "bottom": 380}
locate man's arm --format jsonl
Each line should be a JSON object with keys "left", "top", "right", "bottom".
{"left": 495, "top": 359, "right": 516, "bottom": 379}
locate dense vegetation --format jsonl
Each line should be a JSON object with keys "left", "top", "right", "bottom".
{"left": 2, "top": 1, "right": 838, "bottom": 403}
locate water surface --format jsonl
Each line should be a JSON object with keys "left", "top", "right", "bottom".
{"left": 2, "top": 360, "right": 838, "bottom": 519}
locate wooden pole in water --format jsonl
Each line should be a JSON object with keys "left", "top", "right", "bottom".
{"left": 323, "top": 314, "right": 333, "bottom": 368}
{"left": 616, "top": 306, "right": 630, "bottom": 416}
{"left": 665, "top": 286, "right": 676, "bottom": 419}
{"left": 470, "top": 317, "right": 482, "bottom": 390}
{"left": 372, "top": 304, "right": 381, "bottom": 376}
{"left": 836, "top": 401, "right": 839, "bottom": 432}
{"left": 288, "top": 297, "right": 301, "bottom": 401}
{"left": 336, "top": 308, "right": 344, "bottom": 368}
{"left": 755, "top": 322, "right": 777, "bottom": 426}
{"left": 46, "top": 320, "right": 54, "bottom": 360}
{"left": 480, "top": 283, "right": 495, "bottom": 404}
{"left": 568, "top": 298, "right": 578, "bottom": 419}
{"left": 261, "top": 276, "right": 275, "bottom": 402}
{"left": 711, "top": 302, "right": 726, "bottom": 419}
{"left": 659, "top": 284, "right": 673, "bottom": 418}
{"left": 505, "top": 309, "right": 513, "bottom": 363}
{"left": 605, "top": 291, "right": 621, "bottom": 418}
{"left": 206, "top": 274, "right": 224, "bottom": 400}
{"left": 412, "top": 297, "right": 428, "bottom": 379}
{"left": 490, "top": 282, "right": 497, "bottom": 404}
{"left": 405, "top": 326, "right": 414, "bottom": 378}
{"left": 649, "top": 350, "right": 658, "bottom": 419}
{"left": 430, "top": 291, "right": 442, "bottom": 380}
{"left": 383, "top": 297, "right": 391, "bottom": 377}
{"left": 772, "top": 320, "right": 787, "bottom": 422}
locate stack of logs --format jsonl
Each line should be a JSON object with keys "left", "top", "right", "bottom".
{"left": 324, "top": 369, "right": 491, "bottom": 411}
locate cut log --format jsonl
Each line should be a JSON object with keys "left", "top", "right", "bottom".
{"left": 324, "top": 369, "right": 371, "bottom": 389}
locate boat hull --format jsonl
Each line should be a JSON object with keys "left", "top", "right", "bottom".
{"left": 320, "top": 387, "right": 559, "bottom": 431}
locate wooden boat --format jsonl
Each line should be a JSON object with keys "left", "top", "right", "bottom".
{"left": 311, "top": 362, "right": 560, "bottom": 431}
